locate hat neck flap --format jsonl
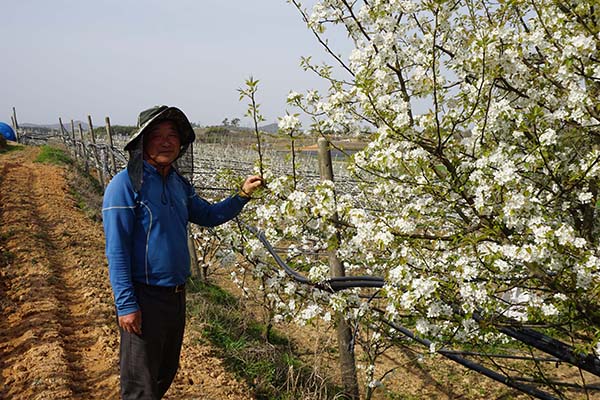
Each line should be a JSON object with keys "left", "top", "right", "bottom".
{"left": 127, "top": 136, "right": 144, "bottom": 192}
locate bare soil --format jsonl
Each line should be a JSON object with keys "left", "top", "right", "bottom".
{"left": 0, "top": 146, "right": 252, "bottom": 400}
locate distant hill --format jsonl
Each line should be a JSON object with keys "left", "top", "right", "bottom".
{"left": 259, "top": 123, "right": 278, "bottom": 134}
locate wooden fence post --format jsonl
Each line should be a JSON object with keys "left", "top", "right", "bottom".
{"left": 58, "top": 117, "right": 67, "bottom": 145}
{"left": 78, "top": 123, "right": 89, "bottom": 173}
{"left": 317, "top": 137, "right": 360, "bottom": 400}
{"left": 88, "top": 115, "right": 105, "bottom": 187}
{"left": 11, "top": 107, "right": 20, "bottom": 143}
{"left": 10, "top": 116, "right": 18, "bottom": 143}
{"left": 105, "top": 116, "right": 117, "bottom": 177}
{"left": 70, "top": 120, "right": 79, "bottom": 162}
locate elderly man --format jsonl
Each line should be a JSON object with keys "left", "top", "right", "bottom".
{"left": 102, "top": 105, "right": 261, "bottom": 399}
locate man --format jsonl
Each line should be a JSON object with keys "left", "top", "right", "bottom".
{"left": 102, "top": 105, "right": 262, "bottom": 399}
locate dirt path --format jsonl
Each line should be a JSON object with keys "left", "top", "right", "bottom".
{"left": 0, "top": 146, "right": 252, "bottom": 399}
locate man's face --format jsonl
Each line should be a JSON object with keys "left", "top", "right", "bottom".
{"left": 143, "top": 120, "right": 181, "bottom": 167}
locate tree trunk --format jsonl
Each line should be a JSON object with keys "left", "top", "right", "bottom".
{"left": 317, "top": 137, "right": 360, "bottom": 399}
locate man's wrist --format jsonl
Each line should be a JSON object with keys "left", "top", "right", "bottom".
{"left": 238, "top": 188, "right": 252, "bottom": 199}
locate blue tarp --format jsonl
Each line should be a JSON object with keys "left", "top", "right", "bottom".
{"left": 0, "top": 122, "right": 16, "bottom": 141}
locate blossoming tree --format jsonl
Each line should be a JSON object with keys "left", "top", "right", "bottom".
{"left": 198, "top": 0, "right": 600, "bottom": 397}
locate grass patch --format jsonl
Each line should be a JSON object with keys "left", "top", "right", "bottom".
{"left": 0, "top": 143, "right": 25, "bottom": 154}
{"left": 0, "top": 230, "right": 15, "bottom": 266}
{"left": 62, "top": 153, "right": 104, "bottom": 222}
{"left": 186, "top": 278, "right": 339, "bottom": 399}
{"left": 69, "top": 180, "right": 103, "bottom": 222}
{"left": 0, "top": 250, "right": 15, "bottom": 266}
{"left": 194, "top": 280, "right": 238, "bottom": 306}
{"left": 32, "top": 231, "right": 51, "bottom": 242}
{"left": 34, "top": 145, "right": 73, "bottom": 165}
{"left": 0, "top": 230, "right": 14, "bottom": 241}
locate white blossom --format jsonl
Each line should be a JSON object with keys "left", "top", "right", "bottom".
{"left": 278, "top": 114, "right": 301, "bottom": 131}
{"left": 578, "top": 192, "right": 593, "bottom": 204}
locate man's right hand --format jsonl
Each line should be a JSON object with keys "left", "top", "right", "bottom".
{"left": 118, "top": 310, "right": 142, "bottom": 335}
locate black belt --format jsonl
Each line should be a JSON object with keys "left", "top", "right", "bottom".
{"left": 134, "top": 282, "right": 185, "bottom": 293}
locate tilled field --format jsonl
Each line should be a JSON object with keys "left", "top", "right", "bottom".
{"left": 0, "top": 146, "right": 252, "bottom": 399}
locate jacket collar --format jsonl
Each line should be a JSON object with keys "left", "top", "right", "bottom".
{"left": 143, "top": 160, "right": 176, "bottom": 177}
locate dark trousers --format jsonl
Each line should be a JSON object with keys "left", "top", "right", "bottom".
{"left": 119, "top": 283, "right": 186, "bottom": 400}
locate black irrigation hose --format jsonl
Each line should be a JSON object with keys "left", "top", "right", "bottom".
{"left": 241, "top": 223, "right": 600, "bottom": 397}
{"left": 245, "top": 223, "right": 558, "bottom": 397}
{"left": 492, "top": 321, "right": 600, "bottom": 377}
{"left": 440, "top": 350, "right": 560, "bottom": 362}
{"left": 243, "top": 223, "right": 385, "bottom": 291}
{"left": 511, "top": 376, "right": 600, "bottom": 391}
{"left": 376, "top": 316, "right": 560, "bottom": 400}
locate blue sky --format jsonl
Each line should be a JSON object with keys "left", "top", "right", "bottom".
{"left": 1, "top": 1, "right": 349, "bottom": 127}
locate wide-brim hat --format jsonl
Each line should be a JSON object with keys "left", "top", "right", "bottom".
{"left": 124, "top": 105, "right": 196, "bottom": 192}
{"left": 124, "top": 105, "right": 195, "bottom": 151}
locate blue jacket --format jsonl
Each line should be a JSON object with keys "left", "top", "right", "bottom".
{"left": 102, "top": 161, "right": 248, "bottom": 316}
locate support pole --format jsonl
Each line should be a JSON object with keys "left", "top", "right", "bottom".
{"left": 78, "top": 123, "right": 89, "bottom": 173}
{"left": 317, "top": 137, "right": 359, "bottom": 400}
{"left": 12, "top": 107, "right": 19, "bottom": 142}
{"left": 70, "top": 120, "right": 78, "bottom": 162}
{"left": 58, "top": 118, "right": 67, "bottom": 145}
{"left": 88, "top": 115, "right": 104, "bottom": 187}
{"left": 105, "top": 116, "right": 117, "bottom": 177}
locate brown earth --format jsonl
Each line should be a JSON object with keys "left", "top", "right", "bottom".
{"left": 0, "top": 146, "right": 253, "bottom": 400}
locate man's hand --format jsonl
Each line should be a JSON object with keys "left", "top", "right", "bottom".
{"left": 240, "top": 175, "right": 263, "bottom": 197}
{"left": 118, "top": 310, "right": 142, "bottom": 335}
